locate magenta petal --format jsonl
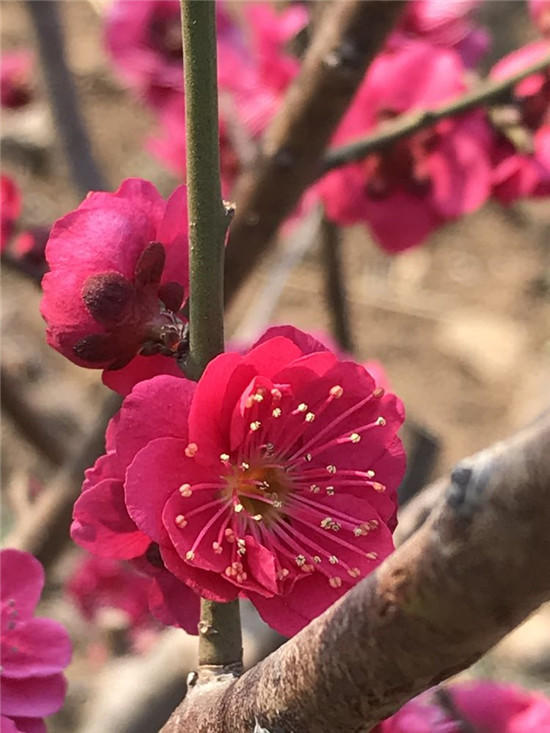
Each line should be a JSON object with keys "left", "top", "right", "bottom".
{"left": 188, "top": 352, "right": 245, "bottom": 459}
{"left": 1, "top": 551, "right": 44, "bottom": 623}
{"left": 252, "top": 326, "right": 329, "bottom": 355}
{"left": 71, "top": 480, "right": 150, "bottom": 559}
{"left": 8, "top": 718, "right": 46, "bottom": 733}
{"left": 102, "top": 354, "right": 183, "bottom": 396}
{"left": 159, "top": 545, "right": 239, "bottom": 603}
{"left": 148, "top": 573, "right": 200, "bottom": 634}
{"left": 364, "top": 191, "right": 441, "bottom": 253}
{"left": 243, "top": 337, "right": 303, "bottom": 377}
{"left": 0, "top": 716, "right": 20, "bottom": 733}
{"left": 125, "top": 437, "right": 210, "bottom": 545}
{"left": 114, "top": 375, "right": 194, "bottom": 467}
{"left": 1, "top": 619, "right": 71, "bottom": 679}
{"left": 250, "top": 574, "right": 343, "bottom": 636}
{"left": 1, "top": 674, "right": 67, "bottom": 718}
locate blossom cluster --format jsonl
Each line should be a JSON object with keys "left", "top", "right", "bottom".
{"left": 105, "top": 0, "right": 306, "bottom": 193}
{"left": 102, "top": 0, "right": 549, "bottom": 254}
{"left": 1, "top": 549, "right": 71, "bottom": 733}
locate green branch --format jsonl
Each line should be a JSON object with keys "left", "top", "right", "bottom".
{"left": 180, "top": 0, "right": 241, "bottom": 677}
{"left": 321, "top": 52, "right": 550, "bottom": 173}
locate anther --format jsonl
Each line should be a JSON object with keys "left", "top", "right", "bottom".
{"left": 179, "top": 483, "right": 192, "bottom": 497}
{"left": 348, "top": 568, "right": 361, "bottom": 578}
{"left": 373, "top": 387, "right": 384, "bottom": 398}
{"left": 185, "top": 443, "right": 198, "bottom": 458}
{"left": 253, "top": 514, "right": 262, "bottom": 521}
{"left": 326, "top": 464, "right": 336, "bottom": 474}
{"left": 295, "top": 554, "right": 306, "bottom": 567}
{"left": 250, "top": 421, "right": 261, "bottom": 431}
{"left": 305, "top": 453, "right": 312, "bottom": 462}
{"left": 175, "top": 514, "right": 187, "bottom": 528}
{"left": 313, "top": 555, "right": 322, "bottom": 563}
{"left": 296, "top": 403, "right": 308, "bottom": 413}
{"left": 240, "top": 461, "right": 250, "bottom": 470}
{"left": 366, "top": 552, "right": 378, "bottom": 560}
{"left": 185, "top": 550, "right": 195, "bottom": 560}
{"left": 234, "top": 503, "right": 244, "bottom": 513}
{"left": 366, "top": 470, "right": 375, "bottom": 478}
{"left": 305, "top": 412, "right": 315, "bottom": 423}
{"left": 376, "top": 417, "right": 386, "bottom": 426}
{"left": 326, "top": 486, "right": 335, "bottom": 496}
{"left": 310, "top": 484, "right": 320, "bottom": 494}
{"left": 329, "top": 577, "right": 342, "bottom": 588}
{"left": 372, "top": 482, "right": 386, "bottom": 492}
{"left": 220, "top": 453, "right": 230, "bottom": 463}
{"left": 328, "top": 555, "right": 338, "bottom": 565}
{"left": 330, "top": 385, "right": 343, "bottom": 399}
{"left": 212, "top": 542, "right": 222, "bottom": 554}
{"left": 272, "top": 408, "right": 282, "bottom": 418}
{"left": 349, "top": 432, "right": 361, "bottom": 444}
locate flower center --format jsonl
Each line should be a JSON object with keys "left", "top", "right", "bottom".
{"left": 223, "top": 462, "right": 293, "bottom": 526}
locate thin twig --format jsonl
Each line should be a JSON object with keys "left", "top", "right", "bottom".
{"left": 179, "top": 0, "right": 241, "bottom": 677}
{"left": 160, "top": 414, "right": 550, "bottom": 732}
{"left": 26, "top": 0, "right": 106, "bottom": 195}
{"left": 2, "top": 392, "right": 121, "bottom": 567}
{"left": 1, "top": 366, "right": 69, "bottom": 465}
{"left": 321, "top": 52, "right": 550, "bottom": 173}
{"left": 320, "top": 215, "right": 353, "bottom": 352}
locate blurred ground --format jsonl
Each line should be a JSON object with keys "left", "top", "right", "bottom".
{"left": 2, "top": 2, "right": 550, "bottom": 732}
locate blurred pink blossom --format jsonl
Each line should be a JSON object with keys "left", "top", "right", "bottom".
{"left": 375, "top": 681, "right": 550, "bottom": 732}
{"left": 318, "top": 40, "right": 493, "bottom": 252}
{"left": 1, "top": 549, "right": 71, "bottom": 733}
{"left": 490, "top": 40, "right": 550, "bottom": 202}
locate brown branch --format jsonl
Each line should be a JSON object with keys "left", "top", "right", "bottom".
{"left": 320, "top": 215, "right": 353, "bottom": 352}
{"left": 224, "top": 0, "right": 406, "bottom": 307}
{"left": 1, "top": 366, "right": 69, "bottom": 465}
{"left": 321, "top": 51, "right": 550, "bottom": 173}
{"left": 2, "top": 392, "right": 121, "bottom": 567}
{"left": 160, "top": 413, "right": 550, "bottom": 732}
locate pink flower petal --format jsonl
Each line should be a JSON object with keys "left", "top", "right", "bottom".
{"left": 1, "top": 619, "right": 71, "bottom": 679}
{"left": 1, "top": 551, "right": 44, "bottom": 624}
{"left": 1, "top": 674, "right": 67, "bottom": 718}
{"left": 71, "top": 479, "right": 150, "bottom": 559}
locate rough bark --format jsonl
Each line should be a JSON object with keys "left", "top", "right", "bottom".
{"left": 224, "top": 0, "right": 405, "bottom": 306}
{"left": 160, "top": 413, "right": 550, "bottom": 733}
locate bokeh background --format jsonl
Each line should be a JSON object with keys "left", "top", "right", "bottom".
{"left": 2, "top": 2, "right": 550, "bottom": 731}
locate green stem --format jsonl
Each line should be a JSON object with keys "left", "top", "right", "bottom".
{"left": 322, "top": 52, "right": 550, "bottom": 173}
{"left": 180, "top": 0, "right": 241, "bottom": 676}
{"left": 182, "top": 0, "right": 231, "bottom": 378}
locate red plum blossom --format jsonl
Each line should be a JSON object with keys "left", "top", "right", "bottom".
{"left": 396, "top": 0, "right": 490, "bottom": 67}
{"left": 40, "top": 178, "right": 189, "bottom": 394}
{"left": 318, "top": 40, "right": 493, "bottom": 252}
{"left": 490, "top": 40, "right": 550, "bottom": 203}
{"left": 1, "top": 549, "right": 72, "bottom": 733}
{"left": 66, "top": 554, "right": 152, "bottom": 630}
{"left": 74, "top": 326, "right": 405, "bottom": 636}
{"left": 375, "top": 681, "right": 550, "bottom": 732}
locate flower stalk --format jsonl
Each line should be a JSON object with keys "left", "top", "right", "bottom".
{"left": 179, "top": 0, "right": 241, "bottom": 675}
